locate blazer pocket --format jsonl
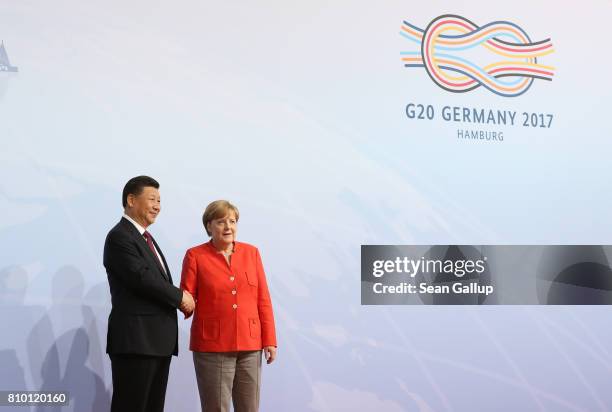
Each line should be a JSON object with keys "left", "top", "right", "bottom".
{"left": 245, "top": 270, "right": 258, "bottom": 287}
{"left": 248, "top": 318, "right": 261, "bottom": 339}
{"left": 202, "top": 318, "right": 219, "bottom": 341}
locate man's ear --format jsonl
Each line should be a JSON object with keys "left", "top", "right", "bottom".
{"left": 126, "top": 193, "right": 135, "bottom": 208}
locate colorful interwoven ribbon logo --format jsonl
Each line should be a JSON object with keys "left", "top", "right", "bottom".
{"left": 400, "top": 15, "right": 555, "bottom": 97}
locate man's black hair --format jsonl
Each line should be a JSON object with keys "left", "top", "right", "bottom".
{"left": 122, "top": 176, "right": 159, "bottom": 208}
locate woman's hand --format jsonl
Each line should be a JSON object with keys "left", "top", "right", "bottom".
{"left": 180, "top": 290, "right": 195, "bottom": 319}
{"left": 263, "top": 346, "right": 277, "bottom": 364}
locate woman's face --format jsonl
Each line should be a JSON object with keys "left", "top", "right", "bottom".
{"left": 208, "top": 212, "right": 237, "bottom": 246}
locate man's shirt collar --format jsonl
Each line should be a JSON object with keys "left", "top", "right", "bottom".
{"left": 123, "top": 213, "right": 146, "bottom": 235}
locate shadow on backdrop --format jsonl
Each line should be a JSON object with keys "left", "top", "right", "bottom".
{"left": 26, "top": 265, "right": 110, "bottom": 412}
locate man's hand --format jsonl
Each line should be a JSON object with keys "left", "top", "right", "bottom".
{"left": 179, "top": 290, "right": 195, "bottom": 319}
{"left": 263, "top": 346, "right": 277, "bottom": 364}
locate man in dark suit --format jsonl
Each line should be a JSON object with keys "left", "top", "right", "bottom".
{"left": 103, "top": 176, "right": 195, "bottom": 412}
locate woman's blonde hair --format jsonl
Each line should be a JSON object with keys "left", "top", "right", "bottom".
{"left": 202, "top": 200, "right": 240, "bottom": 236}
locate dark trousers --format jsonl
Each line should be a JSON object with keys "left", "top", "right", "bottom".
{"left": 110, "top": 354, "right": 171, "bottom": 412}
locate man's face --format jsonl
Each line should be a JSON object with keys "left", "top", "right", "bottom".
{"left": 126, "top": 186, "right": 161, "bottom": 228}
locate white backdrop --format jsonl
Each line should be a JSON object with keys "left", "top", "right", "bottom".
{"left": 1, "top": 0, "right": 612, "bottom": 410}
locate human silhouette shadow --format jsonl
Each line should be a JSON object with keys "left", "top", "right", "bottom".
{"left": 30, "top": 266, "right": 110, "bottom": 411}
{"left": 0, "top": 264, "right": 47, "bottom": 404}
{"left": 0, "top": 349, "right": 30, "bottom": 412}
{"left": 58, "top": 328, "right": 108, "bottom": 411}
{"left": 81, "top": 282, "right": 111, "bottom": 387}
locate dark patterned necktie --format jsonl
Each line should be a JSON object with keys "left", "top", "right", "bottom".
{"left": 143, "top": 231, "right": 165, "bottom": 272}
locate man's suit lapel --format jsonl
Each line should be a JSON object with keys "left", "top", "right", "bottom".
{"left": 120, "top": 218, "right": 170, "bottom": 282}
{"left": 151, "top": 236, "right": 173, "bottom": 283}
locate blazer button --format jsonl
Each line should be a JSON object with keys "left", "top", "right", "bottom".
{"left": 230, "top": 276, "right": 235, "bottom": 281}
{"left": 231, "top": 290, "right": 237, "bottom": 295}
{"left": 232, "top": 304, "right": 238, "bottom": 309}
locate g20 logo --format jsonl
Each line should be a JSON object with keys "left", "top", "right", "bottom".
{"left": 400, "top": 15, "right": 555, "bottom": 97}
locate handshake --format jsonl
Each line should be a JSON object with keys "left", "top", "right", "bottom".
{"left": 180, "top": 290, "right": 195, "bottom": 319}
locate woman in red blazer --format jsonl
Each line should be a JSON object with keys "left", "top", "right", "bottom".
{"left": 180, "top": 200, "right": 277, "bottom": 412}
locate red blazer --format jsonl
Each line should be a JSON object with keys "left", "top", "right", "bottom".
{"left": 180, "top": 241, "right": 277, "bottom": 352}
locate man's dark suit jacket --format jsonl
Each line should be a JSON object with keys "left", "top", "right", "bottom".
{"left": 103, "top": 217, "right": 182, "bottom": 356}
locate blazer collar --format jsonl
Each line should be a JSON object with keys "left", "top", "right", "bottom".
{"left": 120, "top": 217, "right": 170, "bottom": 281}
{"left": 122, "top": 213, "right": 146, "bottom": 235}
{"left": 206, "top": 240, "right": 240, "bottom": 254}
